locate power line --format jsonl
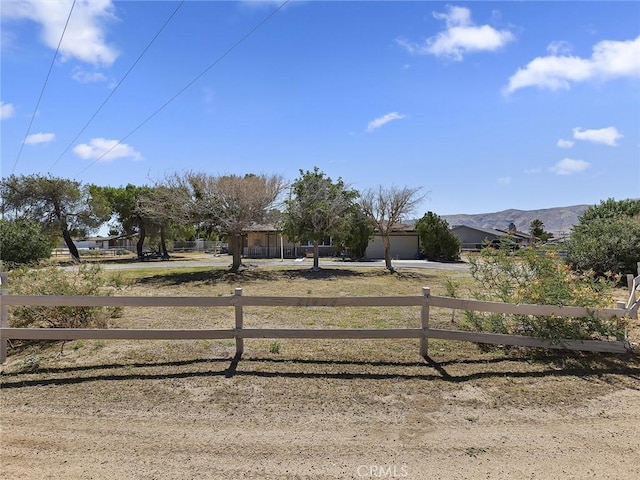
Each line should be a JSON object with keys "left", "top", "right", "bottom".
{"left": 48, "top": 0, "right": 185, "bottom": 173}
{"left": 76, "top": 0, "right": 291, "bottom": 176}
{"left": 11, "top": 0, "right": 77, "bottom": 175}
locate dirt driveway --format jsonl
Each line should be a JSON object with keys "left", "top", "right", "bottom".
{"left": 2, "top": 344, "right": 639, "bottom": 480}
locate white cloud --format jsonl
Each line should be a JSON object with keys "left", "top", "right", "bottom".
{"left": 547, "top": 40, "right": 573, "bottom": 56}
{"left": 72, "top": 67, "right": 107, "bottom": 83}
{"left": 366, "top": 112, "right": 406, "bottom": 132}
{"left": 2, "top": 0, "right": 118, "bottom": 66}
{"left": 524, "top": 167, "right": 542, "bottom": 174}
{"left": 25, "top": 132, "right": 55, "bottom": 144}
{"left": 556, "top": 139, "right": 574, "bottom": 149}
{"left": 549, "top": 158, "right": 590, "bottom": 175}
{"left": 73, "top": 138, "right": 141, "bottom": 162}
{"left": 1, "top": 101, "right": 15, "bottom": 119}
{"left": 505, "top": 35, "right": 640, "bottom": 94}
{"left": 397, "top": 5, "right": 514, "bottom": 61}
{"left": 572, "top": 126, "right": 623, "bottom": 146}
{"left": 497, "top": 176, "right": 511, "bottom": 185}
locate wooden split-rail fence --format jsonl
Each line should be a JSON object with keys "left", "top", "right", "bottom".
{"left": 1, "top": 268, "right": 638, "bottom": 364}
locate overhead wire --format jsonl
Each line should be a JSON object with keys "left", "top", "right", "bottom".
{"left": 47, "top": 0, "right": 185, "bottom": 173}
{"left": 10, "top": 0, "right": 77, "bottom": 175}
{"left": 76, "top": 0, "right": 291, "bottom": 176}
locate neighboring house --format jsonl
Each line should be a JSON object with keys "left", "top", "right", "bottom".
{"left": 71, "top": 236, "right": 137, "bottom": 251}
{"left": 495, "top": 229, "right": 534, "bottom": 246}
{"left": 450, "top": 225, "right": 505, "bottom": 250}
{"left": 451, "top": 224, "right": 534, "bottom": 250}
{"left": 364, "top": 222, "right": 421, "bottom": 260}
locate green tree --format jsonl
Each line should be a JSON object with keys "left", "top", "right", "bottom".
{"left": 283, "top": 167, "right": 358, "bottom": 270}
{"left": 567, "top": 198, "right": 640, "bottom": 276}
{"left": 333, "top": 204, "right": 374, "bottom": 260}
{"left": 0, "top": 174, "right": 110, "bottom": 261}
{"left": 0, "top": 219, "right": 55, "bottom": 266}
{"left": 567, "top": 214, "right": 640, "bottom": 277}
{"left": 529, "top": 218, "right": 552, "bottom": 243}
{"left": 578, "top": 197, "right": 640, "bottom": 222}
{"left": 360, "top": 185, "right": 424, "bottom": 271}
{"left": 96, "top": 184, "right": 153, "bottom": 258}
{"left": 415, "top": 211, "right": 460, "bottom": 261}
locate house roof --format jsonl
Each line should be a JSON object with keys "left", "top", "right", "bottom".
{"left": 242, "top": 221, "right": 417, "bottom": 235}
{"left": 495, "top": 229, "right": 533, "bottom": 240}
{"left": 451, "top": 225, "right": 505, "bottom": 237}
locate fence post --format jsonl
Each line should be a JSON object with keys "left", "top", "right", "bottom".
{"left": 615, "top": 301, "right": 627, "bottom": 341}
{"left": 234, "top": 288, "right": 243, "bottom": 357}
{"left": 1, "top": 272, "right": 8, "bottom": 363}
{"left": 420, "top": 286, "right": 430, "bottom": 358}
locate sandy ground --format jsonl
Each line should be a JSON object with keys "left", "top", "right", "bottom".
{"left": 2, "top": 347, "right": 639, "bottom": 480}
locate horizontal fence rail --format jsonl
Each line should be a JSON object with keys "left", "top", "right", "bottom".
{"left": 1, "top": 278, "right": 636, "bottom": 363}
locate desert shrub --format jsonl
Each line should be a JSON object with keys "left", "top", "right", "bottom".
{"left": 462, "top": 247, "right": 624, "bottom": 343}
{"left": 566, "top": 214, "right": 640, "bottom": 277}
{"left": 8, "top": 264, "right": 123, "bottom": 332}
{"left": 0, "top": 218, "right": 55, "bottom": 267}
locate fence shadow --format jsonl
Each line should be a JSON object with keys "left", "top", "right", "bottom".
{"left": 2, "top": 353, "right": 639, "bottom": 389}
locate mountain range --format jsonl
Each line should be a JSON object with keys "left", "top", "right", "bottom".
{"left": 440, "top": 204, "right": 590, "bottom": 235}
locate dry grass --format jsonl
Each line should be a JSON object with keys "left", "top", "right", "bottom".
{"left": 3, "top": 264, "right": 637, "bottom": 400}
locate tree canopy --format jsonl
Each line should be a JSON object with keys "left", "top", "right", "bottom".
{"left": 0, "top": 174, "right": 110, "bottom": 261}
{"left": 567, "top": 201, "right": 640, "bottom": 277}
{"left": 96, "top": 184, "right": 157, "bottom": 258}
{"left": 529, "top": 218, "right": 552, "bottom": 243}
{"left": 162, "top": 172, "right": 286, "bottom": 272}
{"left": 415, "top": 211, "right": 460, "bottom": 262}
{"left": 283, "top": 167, "right": 358, "bottom": 270}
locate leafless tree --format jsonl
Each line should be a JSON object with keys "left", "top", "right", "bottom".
{"left": 360, "top": 185, "right": 425, "bottom": 271}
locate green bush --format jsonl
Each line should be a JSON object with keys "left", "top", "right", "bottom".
{"left": 8, "top": 264, "right": 123, "bottom": 332}
{"left": 462, "top": 247, "right": 624, "bottom": 344}
{"left": 567, "top": 198, "right": 640, "bottom": 277}
{"left": 415, "top": 211, "right": 460, "bottom": 261}
{"left": 0, "top": 218, "right": 55, "bottom": 266}
{"left": 567, "top": 215, "right": 640, "bottom": 277}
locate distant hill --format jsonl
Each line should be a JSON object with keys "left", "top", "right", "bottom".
{"left": 441, "top": 204, "right": 590, "bottom": 234}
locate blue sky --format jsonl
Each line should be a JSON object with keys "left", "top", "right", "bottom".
{"left": 1, "top": 0, "right": 639, "bottom": 217}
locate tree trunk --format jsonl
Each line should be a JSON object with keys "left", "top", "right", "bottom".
{"left": 383, "top": 234, "right": 394, "bottom": 271}
{"left": 62, "top": 228, "right": 80, "bottom": 262}
{"left": 230, "top": 235, "right": 242, "bottom": 273}
{"left": 159, "top": 226, "right": 169, "bottom": 259}
{"left": 136, "top": 222, "right": 146, "bottom": 259}
{"left": 313, "top": 241, "right": 320, "bottom": 271}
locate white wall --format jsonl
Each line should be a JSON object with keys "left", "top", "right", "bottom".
{"left": 365, "top": 235, "right": 420, "bottom": 260}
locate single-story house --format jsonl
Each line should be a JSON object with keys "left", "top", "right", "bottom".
{"left": 450, "top": 225, "right": 506, "bottom": 250}
{"left": 451, "top": 225, "right": 533, "bottom": 250}
{"left": 241, "top": 222, "right": 422, "bottom": 260}
{"left": 495, "top": 229, "right": 534, "bottom": 246}
{"left": 242, "top": 224, "right": 338, "bottom": 258}
{"left": 70, "top": 236, "right": 137, "bottom": 251}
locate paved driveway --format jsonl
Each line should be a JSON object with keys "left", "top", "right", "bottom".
{"left": 94, "top": 256, "right": 470, "bottom": 272}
